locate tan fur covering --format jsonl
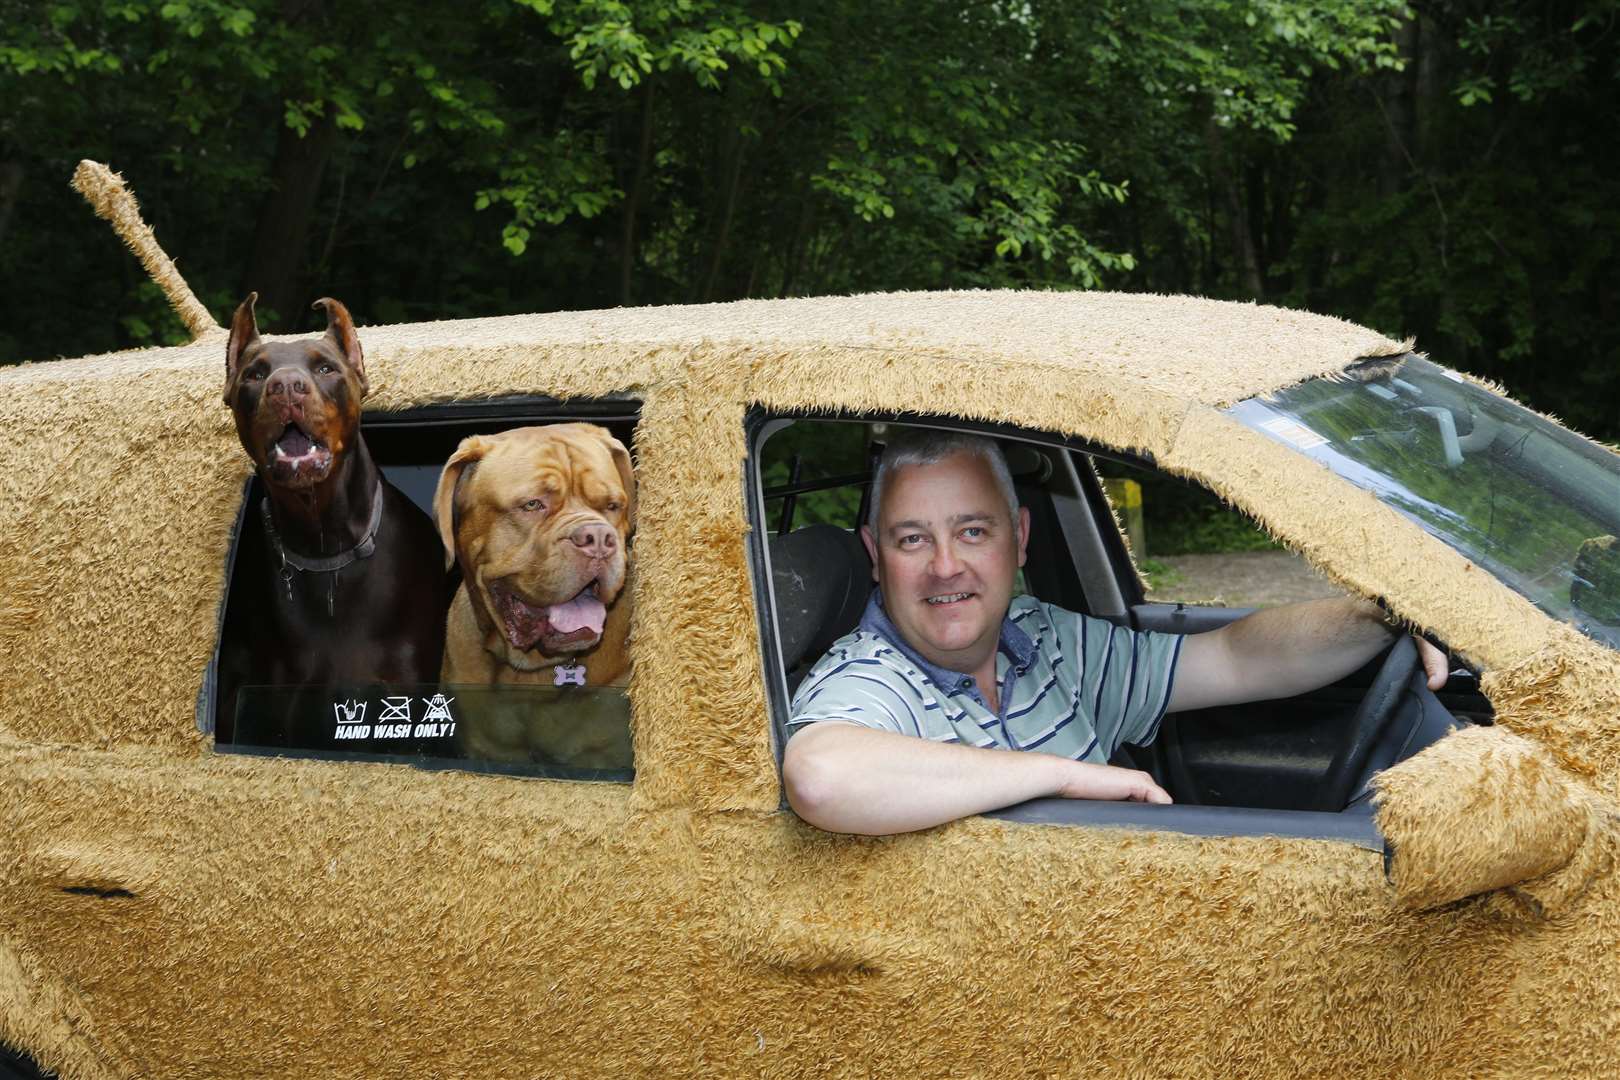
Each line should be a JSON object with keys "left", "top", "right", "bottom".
{"left": 1375, "top": 725, "right": 1610, "bottom": 911}
{"left": 4, "top": 286, "right": 1619, "bottom": 1077}
{"left": 5, "top": 741, "right": 1619, "bottom": 1078}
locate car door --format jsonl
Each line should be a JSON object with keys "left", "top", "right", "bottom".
{"left": 718, "top": 405, "right": 1547, "bottom": 1078}
{"left": 0, "top": 384, "right": 710, "bottom": 1077}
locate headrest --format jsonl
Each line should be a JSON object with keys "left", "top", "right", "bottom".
{"left": 769, "top": 525, "right": 873, "bottom": 674}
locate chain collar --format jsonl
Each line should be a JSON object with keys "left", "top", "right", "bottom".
{"left": 260, "top": 484, "right": 384, "bottom": 614}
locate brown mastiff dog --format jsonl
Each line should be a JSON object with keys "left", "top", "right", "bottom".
{"left": 434, "top": 423, "right": 635, "bottom": 767}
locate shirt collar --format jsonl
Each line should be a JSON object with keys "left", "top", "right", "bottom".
{"left": 857, "top": 588, "right": 1037, "bottom": 694}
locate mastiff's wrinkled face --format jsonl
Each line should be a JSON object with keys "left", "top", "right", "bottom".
{"left": 435, "top": 424, "right": 634, "bottom": 658}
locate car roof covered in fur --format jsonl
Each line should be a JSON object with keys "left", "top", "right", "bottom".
{"left": 15, "top": 288, "right": 1405, "bottom": 413}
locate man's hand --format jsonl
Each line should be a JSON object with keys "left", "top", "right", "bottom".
{"left": 1055, "top": 762, "right": 1171, "bottom": 804}
{"left": 1415, "top": 635, "right": 1449, "bottom": 691}
{"left": 784, "top": 722, "right": 1171, "bottom": 835}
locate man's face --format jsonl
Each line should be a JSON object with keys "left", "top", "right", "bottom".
{"left": 861, "top": 450, "right": 1030, "bottom": 674}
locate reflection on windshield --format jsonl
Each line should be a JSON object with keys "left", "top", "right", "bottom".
{"left": 1228, "top": 356, "right": 1620, "bottom": 650}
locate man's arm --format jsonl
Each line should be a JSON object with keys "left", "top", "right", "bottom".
{"left": 1167, "top": 597, "right": 1447, "bottom": 714}
{"left": 783, "top": 722, "right": 1168, "bottom": 836}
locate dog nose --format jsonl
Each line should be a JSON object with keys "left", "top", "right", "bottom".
{"left": 568, "top": 522, "right": 618, "bottom": 558}
{"left": 266, "top": 368, "right": 310, "bottom": 401}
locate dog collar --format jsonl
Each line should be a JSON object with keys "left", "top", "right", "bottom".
{"left": 260, "top": 483, "right": 384, "bottom": 586}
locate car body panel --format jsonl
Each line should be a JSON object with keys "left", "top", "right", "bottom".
{"left": 3, "top": 738, "right": 1589, "bottom": 1079}
{"left": 2, "top": 285, "right": 1618, "bottom": 1076}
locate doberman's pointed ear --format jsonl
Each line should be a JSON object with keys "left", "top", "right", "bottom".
{"left": 224, "top": 292, "right": 261, "bottom": 405}
{"left": 434, "top": 435, "right": 494, "bottom": 570}
{"left": 312, "top": 296, "right": 367, "bottom": 397}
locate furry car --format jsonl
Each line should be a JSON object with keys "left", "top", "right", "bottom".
{"left": 1, "top": 164, "right": 1617, "bottom": 1078}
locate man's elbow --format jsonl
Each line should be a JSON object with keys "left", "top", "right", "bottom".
{"left": 782, "top": 727, "right": 854, "bottom": 830}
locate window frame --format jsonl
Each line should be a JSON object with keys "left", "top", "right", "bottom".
{"left": 744, "top": 407, "right": 1385, "bottom": 850}
{"left": 200, "top": 393, "right": 642, "bottom": 783}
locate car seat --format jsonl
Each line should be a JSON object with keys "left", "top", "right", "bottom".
{"left": 768, "top": 524, "right": 873, "bottom": 695}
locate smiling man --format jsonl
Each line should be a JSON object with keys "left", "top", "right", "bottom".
{"left": 782, "top": 429, "right": 1447, "bottom": 836}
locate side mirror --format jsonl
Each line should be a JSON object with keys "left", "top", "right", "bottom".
{"left": 1374, "top": 726, "right": 1613, "bottom": 916}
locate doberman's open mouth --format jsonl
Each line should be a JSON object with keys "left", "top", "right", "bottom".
{"left": 494, "top": 581, "right": 607, "bottom": 653}
{"left": 268, "top": 423, "right": 333, "bottom": 481}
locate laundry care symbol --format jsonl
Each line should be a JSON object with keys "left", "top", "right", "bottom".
{"left": 421, "top": 693, "right": 456, "bottom": 722}
{"left": 379, "top": 696, "right": 411, "bottom": 723}
{"left": 553, "top": 663, "right": 587, "bottom": 687}
{"left": 334, "top": 699, "right": 367, "bottom": 725}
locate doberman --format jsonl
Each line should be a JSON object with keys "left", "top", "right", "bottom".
{"left": 215, "top": 294, "right": 448, "bottom": 742}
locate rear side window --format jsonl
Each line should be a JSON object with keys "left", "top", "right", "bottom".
{"left": 204, "top": 397, "right": 640, "bottom": 782}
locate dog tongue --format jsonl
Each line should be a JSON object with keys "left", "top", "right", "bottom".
{"left": 547, "top": 592, "right": 607, "bottom": 635}
{"left": 277, "top": 427, "right": 314, "bottom": 456}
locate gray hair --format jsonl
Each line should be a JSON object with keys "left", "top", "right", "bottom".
{"left": 867, "top": 429, "right": 1019, "bottom": 531}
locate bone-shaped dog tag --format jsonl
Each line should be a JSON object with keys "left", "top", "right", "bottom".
{"left": 553, "top": 663, "right": 587, "bottom": 687}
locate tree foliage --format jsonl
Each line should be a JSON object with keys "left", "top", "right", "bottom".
{"left": 1, "top": 0, "right": 1614, "bottom": 438}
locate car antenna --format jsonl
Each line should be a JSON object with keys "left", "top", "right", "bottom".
{"left": 69, "top": 159, "right": 224, "bottom": 344}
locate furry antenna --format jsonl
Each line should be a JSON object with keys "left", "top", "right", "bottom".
{"left": 70, "top": 159, "right": 224, "bottom": 343}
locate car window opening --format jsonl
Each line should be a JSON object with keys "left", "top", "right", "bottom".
{"left": 207, "top": 399, "right": 641, "bottom": 783}
{"left": 752, "top": 415, "right": 1489, "bottom": 829}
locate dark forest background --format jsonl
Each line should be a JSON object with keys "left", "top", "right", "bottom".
{"left": 3, "top": 0, "right": 1617, "bottom": 440}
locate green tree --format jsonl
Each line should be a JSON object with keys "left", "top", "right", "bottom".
{"left": 3, "top": 0, "right": 1616, "bottom": 446}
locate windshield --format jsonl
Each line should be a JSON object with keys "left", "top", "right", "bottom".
{"left": 1228, "top": 356, "right": 1620, "bottom": 650}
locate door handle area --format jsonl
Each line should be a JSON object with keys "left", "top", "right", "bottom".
{"left": 717, "top": 911, "right": 915, "bottom": 976}
{"left": 25, "top": 842, "right": 155, "bottom": 903}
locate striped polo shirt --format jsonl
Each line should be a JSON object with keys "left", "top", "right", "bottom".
{"left": 788, "top": 592, "right": 1184, "bottom": 762}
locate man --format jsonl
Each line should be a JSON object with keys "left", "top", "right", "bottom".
{"left": 782, "top": 430, "right": 1447, "bottom": 836}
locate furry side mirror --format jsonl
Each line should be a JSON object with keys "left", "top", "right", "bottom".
{"left": 1374, "top": 726, "right": 1612, "bottom": 917}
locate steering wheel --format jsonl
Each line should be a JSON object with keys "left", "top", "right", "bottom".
{"left": 1315, "top": 635, "right": 1420, "bottom": 812}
